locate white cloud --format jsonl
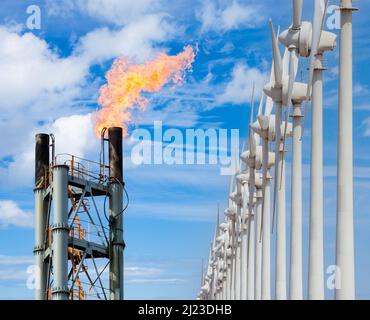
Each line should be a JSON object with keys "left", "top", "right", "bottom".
{"left": 354, "top": 83, "right": 369, "bottom": 96}
{"left": 0, "top": 26, "right": 88, "bottom": 112}
{"left": 0, "top": 201, "right": 33, "bottom": 228}
{"left": 197, "top": 0, "right": 262, "bottom": 33}
{"left": 217, "top": 62, "right": 267, "bottom": 104}
{"left": 363, "top": 118, "right": 370, "bottom": 137}
{"left": 75, "top": 14, "right": 174, "bottom": 64}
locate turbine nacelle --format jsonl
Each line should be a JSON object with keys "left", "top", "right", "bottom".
{"left": 255, "top": 173, "right": 263, "bottom": 189}
{"left": 240, "top": 150, "right": 248, "bottom": 164}
{"left": 224, "top": 207, "right": 236, "bottom": 219}
{"left": 229, "top": 192, "right": 242, "bottom": 206}
{"left": 219, "top": 222, "right": 229, "bottom": 231}
{"left": 279, "top": 22, "right": 336, "bottom": 57}
{"left": 236, "top": 172, "right": 249, "bottom": 185}
{"left": 264, "top": 79, "right": 308, "bottom": 106}
{"left": 257, "top": 115, "right": 269, "bottom": 131}
{"left": 280, "top": 121, "right": 293, "bottom": 139}
{"left": 255, "top": 146, "right": 263, "bottom": 170}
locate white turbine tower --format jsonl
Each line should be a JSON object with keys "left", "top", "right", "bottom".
{"left": 336, "top": 0, "right": 356, "bottom": 300}
{"left": 217, "top": 220, "right": 230, "bottom": 299}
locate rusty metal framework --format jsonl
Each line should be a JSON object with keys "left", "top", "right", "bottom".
{"left": 34, "top": 128, "right": 125, "bottom": 301}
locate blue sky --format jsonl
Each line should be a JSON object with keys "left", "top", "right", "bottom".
{"left": 0, "top": 0, "right": 370, "bottom": 300}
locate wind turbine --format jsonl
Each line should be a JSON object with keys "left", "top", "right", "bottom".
{"left": 252, "top": 91, "right": 276, "bottom": 300}
{"left": 228, "top": 160, "right": 243, "bottom": 300}
{"left": 336, "top": 0, "right": 356, "bottom": 300}
{"left": 241, "top": 84, "right": 259, "bottom": 300}
{"left": 263, "top": 21, "right": 296, "bottom": 300}
{"left": 221, "top": 221, "right": 232, "bottom": 299}
{"left": 279, "top": 0, "right": 336, "bottom": 299}
{"left": 236, "top": 169, "right": 249, "bottom": 300}
{"left": 224, "top": 179, "right": 238, "bottom": 300}
{"left": 211, "top": 207, "right": 221, "bottom": 299}
{"left": 249, "top": 95, "right": 266, "bottom": 300}
{"left": 246, "top": 117, "right": 265, "bottom": 300}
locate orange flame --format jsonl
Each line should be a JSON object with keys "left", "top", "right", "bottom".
{"left": 93, "top": 46, "right": 196, "bottom": 137}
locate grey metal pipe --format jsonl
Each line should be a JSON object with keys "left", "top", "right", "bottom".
{"left": 51, "top": 165, "right": 69, "bottom": 300}
{"left": 34, "top": 133, "right": 50, "bottom": 300}
{"left": 108, "top": 127, "right": 124, "bottom": 300}
{"left": 109, "top": 182, "right": 124, "bottom": 300}
{"left": 34, "top": 188, "right": 47, "bottom": 300}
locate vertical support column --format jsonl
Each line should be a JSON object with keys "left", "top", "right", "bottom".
{"left": 309, "top": 55, "right": 325, "bottom": 300}
{"left": 261, "top": 139, "right": 271, "bottom": 300}
{"left": 240, "top": 221, "right": 247, "bottom": 300}
{"left": 255, "top": 187, "right": 263, "bottom": 300}
{"left": 336, "top": 0, "right": 356, "bottom": 300}
{"left": 222, "top": 262, "right": 228, "bottom": 299}
{"left": 240, "top": 187, "right": 248, "bottom": 300}
{"left": 108, "top": 127, "right": 124, "bottom": 300}
{"left": 275, "top": 103, "right": 287, "bottom": 300}
{"left": 226, "top": 242, "right": 232, "bottom": 300}
{"left": 247, "top": 210, "right": 255, "bottom": 300}
{"left": 247, "top": 169, "right": 256, "bottom": 300}
{"left": 290, "top": 104, "right": 303, "bottom": 300}
{"left": 34, "top": 133, "right": 49, "bottom": 300}
{"left": 234, "top": 203, "right": 241, "bottom": 300}
{"left": 52, "top": 165, "right": 69, "bottom": 300}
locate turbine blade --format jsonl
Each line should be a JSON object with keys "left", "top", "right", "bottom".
{"left": 248, "top": 83, "right": 256, "bottom": 152}
{"left": 272, "top": 160, "right": 278, "bottom": 234}
{"left": 270, "top": 20, "right": 283, "bottom": 86}
{"left": 282, "top": 48, "right": 290, "bottom": 79}
{"left": 279, "top": 49, "right": 296, "bottom": 188}
{"left": 216, "top": 203, "right": 220, "bottom": 237}
{"left": 265, "top": 59, "right": 274, "bottom": 117}
{"left": 228, "top": 175, "right": 234, "bottom": 207}
{"left": 265, "top": 97, "right": 274, "bottom": 117}
{"left": 260, "top": 138, "right": 268, "bottom": 242}
{"left": 258, "top": 93, "right": 265, "bottom": 116}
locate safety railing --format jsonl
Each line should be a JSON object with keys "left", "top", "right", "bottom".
{"left": 43, "top": 153, "right": 109, "bottom": 188}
